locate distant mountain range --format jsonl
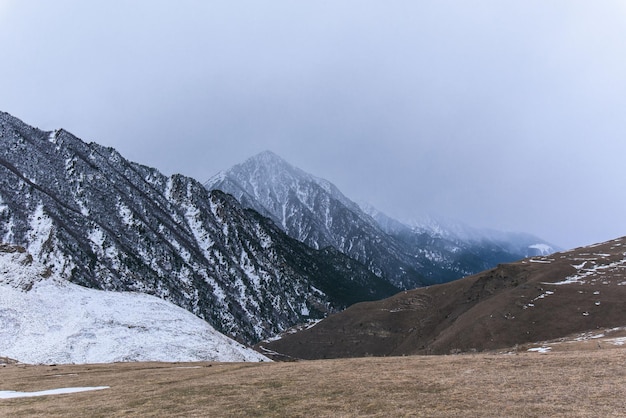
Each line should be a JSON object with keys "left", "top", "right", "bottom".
{"left": 0, "top": 110, "right": 558, "bottom": 356}
{"left": 0, "top": 244, "right": 268, "bottom": 364}
{"left": 0, "top": 111, "right": 395, "bottom": 345}
{"left": 206, "top": 150, "right": 557, "bottom": 288}
{"left": 258, "top": 236, "right": 626, "bottom": 358}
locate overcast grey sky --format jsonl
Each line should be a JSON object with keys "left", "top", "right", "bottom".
{"left": 1, "top": 1, "right": 625, "bottom": 250}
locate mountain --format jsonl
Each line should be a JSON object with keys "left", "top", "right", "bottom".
{"left": 363, "top": 203, "right": 557, "bottom": 256}
{"left": 363, "top": 206, "right": 560, "bottom": 279}
{"left": 0, "top": 111, "right": 396, "bottom": 345}
{"left": 206, "top": 151, "right": 429, "bottom": 288}
{"left": 258, "top": 236, "right": 626, "bottom": 359}
{"left": 399, "top": 214, "right": 558, "bottom": 256}
{"left": 0, "top": 244, "right": 268, "bottom": 364}
{"left": 206, "top": 151, "right": 556, "bottom": 288}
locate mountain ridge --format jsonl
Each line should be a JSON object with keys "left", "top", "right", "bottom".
{"left": 0, "top": 111, "right": 396, "bottom": 345}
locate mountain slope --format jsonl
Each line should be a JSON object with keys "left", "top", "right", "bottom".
{"left": 0, "top": 244, "right": 268, "bottom": 364}
{"left": 0, "top": 111, "right": 395, "bottom": 344}
{"left": 258, "top": 236, "right": 626, "bottom": 358}
{"left": 206, "top": 151, "right": 556, "bottom": 288}
{"left": 361, "top": 203, "right": 559, "bottom": 279}
{"left": 206, "top": 151, "right": 428, "bottom": 288}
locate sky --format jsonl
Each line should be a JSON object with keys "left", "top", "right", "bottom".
{"left": 1, "top": 1, "right": 625, "bottom": 250}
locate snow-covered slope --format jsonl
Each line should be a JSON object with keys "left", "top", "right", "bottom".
{"left": 0, "top": 245, "right": 268, "bottom": 364}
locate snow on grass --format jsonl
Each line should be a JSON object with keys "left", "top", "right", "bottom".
{"left": 523, "top": 290, "right": 556, "bottom": 309}
{"left": 0, "top": 387, "right": 110, "bottom": 399}
{"left": 547, "top": 258, "right": 626, "bottom": 286}
{"left": 608, "top": 337, "right": 626, "bottom": 346}
{"left": 527, "top": 346, "right": 552, "bottom": 353}
{"left": 529, "top": 259, "right": 552, "bottom": 264}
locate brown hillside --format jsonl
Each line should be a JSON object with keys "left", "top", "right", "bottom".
{"left": 259, "top": 237, "right": 626, "bottom": 358}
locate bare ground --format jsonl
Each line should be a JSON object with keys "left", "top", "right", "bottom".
{"left": 1, "top": 344, "right": 625, "bottom": 417}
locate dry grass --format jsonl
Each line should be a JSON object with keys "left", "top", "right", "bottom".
{"left": 1, "top": 347, "right": 625, "bottom": 417}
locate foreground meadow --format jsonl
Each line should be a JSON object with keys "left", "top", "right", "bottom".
{"left": 1, "top": 346, "right": 625, "bottom": 417}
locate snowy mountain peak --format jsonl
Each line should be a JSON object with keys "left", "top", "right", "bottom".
{"left": 228, "top": 151, "right": 317, "bottom": 192}
{"left": 250, "top": 150, "right": 290, "bottom": 166}
{"left": 206, "top": 151, "right": 370, "bottom": 236}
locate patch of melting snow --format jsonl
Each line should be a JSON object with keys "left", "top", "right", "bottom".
{"left": 544, "top": 258, "right": 626, "bottom": 286}
{"left": 533, "top": 290, "right": 553, "bottom": 301}
{"left": 257, "top": 346, "right": 284, "bottom": 357}
{"left": 609, "top": 337, "right": 626, "bottom": 346}
{"left": 523, "top": 290, "right": 555, "bottom": 309}
{"left": 527, "top": 346, "right": 552, "bottom": 353}
{"left": 574, "top": 333, "right": 606, "bottom": 341}
{"left": 0, "top": 386, "right": 110, "bottom": 399}
{"left": 305, "top": 319, "right": 323, "bottom": 330}
{"left": 529, "top": 259, "right": 553, "bottom": 264}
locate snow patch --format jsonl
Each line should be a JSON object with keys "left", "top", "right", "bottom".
{"left": 546, "top": 258, "right": 626, "bottom": 286}
{"left": 529, "top": 258, "right": 552, "bottom": 264}
{"left": 0, "top": 386, "right": 109, "bottom": 399}
{"left": 527, "top": 346, "right": 552, "bottom": 353}
{"left": 26, "top": 204, "right": 54, "bottom": 257}
{"left": 117, "top": 202, "right": 134, "bottom": 227}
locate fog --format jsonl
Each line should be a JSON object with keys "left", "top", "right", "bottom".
{"left": 2, "top": 1, "right": 625, "bottom": 249}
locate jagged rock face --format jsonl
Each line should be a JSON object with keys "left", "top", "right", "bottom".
{"left": 0, "top": 111, "right": 394, "bottom": 344}
{"left": 206, "top": 151, "right": 556, "bottom": 289}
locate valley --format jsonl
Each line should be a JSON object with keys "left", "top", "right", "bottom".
{"left": 3, "top": 2, "right": 626, "bottom": 415}
{"left": 2, "top": 343, "right": 625, "bottom": 417}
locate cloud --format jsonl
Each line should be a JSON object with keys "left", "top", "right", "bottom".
{"left": 1, "top": 1, "right": 625, "bottom": 249}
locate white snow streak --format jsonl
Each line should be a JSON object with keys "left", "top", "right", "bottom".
{"left": 0, "top": 387, "right": 110, "bottom": 399}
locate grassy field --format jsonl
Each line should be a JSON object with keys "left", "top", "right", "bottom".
{"left": 1, "top": 345, "right": 625, "bottom": 417}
